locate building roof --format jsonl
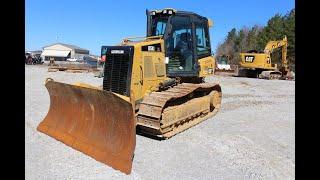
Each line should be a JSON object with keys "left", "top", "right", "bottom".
{"left": 26, "top": 50, "right": 42, "bottom": 54}
{"left": 42, "top": 43, "right": 89, "bottom": 51}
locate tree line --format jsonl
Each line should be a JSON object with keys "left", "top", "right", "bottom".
{"left": 215, "top": 8, "right": 295, "bottom": 70}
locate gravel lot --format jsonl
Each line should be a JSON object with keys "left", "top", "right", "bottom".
{"left": 25, "top": 65, "right": 295, "bottom": 180}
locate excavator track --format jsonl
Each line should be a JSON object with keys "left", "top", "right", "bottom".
{"left": 137, "top": 83, "right": 222, "bottom": 138}
{"left": 259, "top": 70, "right": 282, "bottom": 80}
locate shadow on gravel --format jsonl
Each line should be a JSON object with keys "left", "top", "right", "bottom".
{"left": 136, "top": 128, "right": 164, "bottom": 141}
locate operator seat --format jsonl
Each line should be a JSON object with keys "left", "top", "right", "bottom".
{"left": 175, "top": 32, "right": 193, "bottom": 71}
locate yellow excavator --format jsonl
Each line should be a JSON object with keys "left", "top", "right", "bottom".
{"left": 237, "top": 36, "right": 290, "bottom": 79}
{"left": 37, "top": 8, "right": 222, "bottom": 174}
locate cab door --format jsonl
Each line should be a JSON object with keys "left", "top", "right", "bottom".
{"left": 193, "top": 17, "right": 212, "bottom": 61}
{"left": 164, "top": 15, "right": 196, "bottom": 77}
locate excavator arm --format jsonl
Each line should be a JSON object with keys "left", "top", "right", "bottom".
{"left": 263, "top": 36, "right": 288, "bottom": 72}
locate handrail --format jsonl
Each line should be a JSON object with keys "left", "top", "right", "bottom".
{"left": 122, "top": 35, "right": 163, "bottom": 42}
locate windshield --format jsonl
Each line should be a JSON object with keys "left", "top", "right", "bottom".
{"left": 165, "top": 15, "right": 194, "bottom": 72}
{"left": 217, "top": 56, "right": 228, "bottom": 65}
{"left": 151, "top": 17, "right": 168, "bottom": 36}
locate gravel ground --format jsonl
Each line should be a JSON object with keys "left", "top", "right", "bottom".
{"left": 25, "top": 65, "right": 295, "bottom": 180}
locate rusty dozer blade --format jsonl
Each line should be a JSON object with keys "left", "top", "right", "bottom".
{"left": 37, "top": 79, "right": 136, "bottom": 174}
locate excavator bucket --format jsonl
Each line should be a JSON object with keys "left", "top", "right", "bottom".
{"left": 37, "top": 79, "right": 136, "bottom": 174}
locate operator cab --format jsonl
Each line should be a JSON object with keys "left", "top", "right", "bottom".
{"left": 217, "top": 55, "right": 229, "bottom": 65}
{"left": 147, "top": 8, "right": 212, "bottom": 77}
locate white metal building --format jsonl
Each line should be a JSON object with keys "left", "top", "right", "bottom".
{"left": 41, "top": 43, "right": 89, "bottom": 61}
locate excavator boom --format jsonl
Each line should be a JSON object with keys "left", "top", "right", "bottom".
{"left": 264, "top": 36, "right": 288, "bottom": 71}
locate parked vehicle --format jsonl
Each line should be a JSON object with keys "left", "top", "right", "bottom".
{"left": 25, "top": 52, "right": 43, "bottom": 65}
{"left": 237, "top": 36, "right": 292, "bottom": 80}
{"left": 66, "top": 57, "right": 78, "bottom": 62}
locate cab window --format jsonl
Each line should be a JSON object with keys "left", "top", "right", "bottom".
{"left": 151, "top": 17, "right": 168, "bottom": 36}
{"left": 195, "top": 22, "right": 211, "bottom": 57}
{"left": 166, "top": 16, "right": 194, "bottom": 72}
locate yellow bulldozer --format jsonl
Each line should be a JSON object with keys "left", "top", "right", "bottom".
{"left": 37, "top": 8, "right": 222, "bottom": 174}
{"left": 236, "top": 36, "right": 291, "bottom": 79}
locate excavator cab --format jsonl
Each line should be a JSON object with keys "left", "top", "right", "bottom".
{"left": 147, "top": 9, "right": 212, "bottom": 78}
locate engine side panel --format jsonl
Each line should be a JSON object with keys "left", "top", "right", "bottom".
{"left": 128, "top": 39, "right": 169, "bottom": 102}
{"left": 198, "top": 56, "right": 215, "bottom": 77}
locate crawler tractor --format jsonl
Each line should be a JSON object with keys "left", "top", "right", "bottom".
{"left": 37, "top": 8, "right": 222, "bottom": 174}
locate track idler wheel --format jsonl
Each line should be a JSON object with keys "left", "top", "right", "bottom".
{"left": 209, "top": 90, "right": 222, "bottom": 111}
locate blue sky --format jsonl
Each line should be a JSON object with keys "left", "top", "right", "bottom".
{"left": 26, "top": 0, "right": 294, "bottom": 55}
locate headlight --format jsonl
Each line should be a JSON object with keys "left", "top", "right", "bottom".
{"left": 163, "top": 9, "right": 167, "bottom": 14}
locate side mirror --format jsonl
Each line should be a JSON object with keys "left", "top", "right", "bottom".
{"left": 208, "top": 19, "right": 213, "bottom": 28}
